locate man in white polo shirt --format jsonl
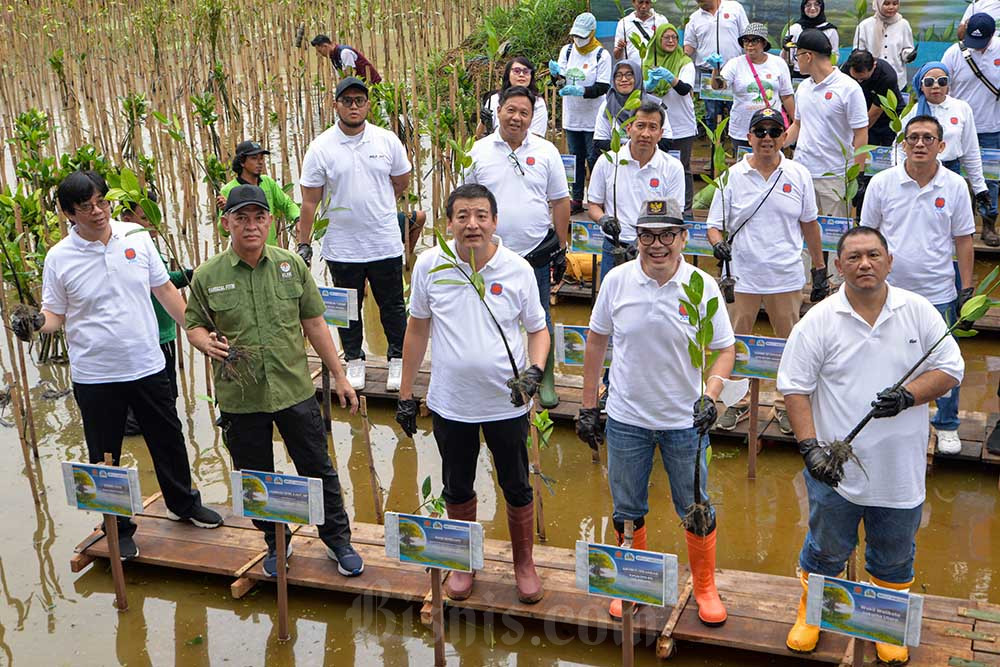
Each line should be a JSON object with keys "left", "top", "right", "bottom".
{"left": 394, "top": 183, "right": 550, "bottom": 605}
{"left": 297, "top": 77, "right": 412, "bottom": 392}
{"left": 588, "top": 100, "right": 685, "bottom": 280}
{"left": 785, "top": 29, "right": 870, "bottom": 217}
{"left": 860, "top": 114, "right": 975, "bottom": 455}
{"left": 707, "top": 108, "right": 829, "bottom": 434}
{"left": 18, "top": 171, "right": 223, "bottom": 560}
{"left": 577, "top": 199, "right": 736, "bottom": 624}
{"left": 462, "top": 85, "right": 570, "bottom": 408}
{"left": 777, "top": 226, "right": 963, "bottom": 665}
{"left": 614, "top": 0, "right": 669, "bottom": 62}
{"left": 683, "top": 0, "right": 748, "bottom": 133}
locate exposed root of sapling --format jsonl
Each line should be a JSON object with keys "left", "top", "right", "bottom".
{"left": 218, "top": 344, "right": 257, "bottom": 384}
{"left": 682, "top": 502, "right": 714, "bottom": 536}
{"left": 819, "top": 439, "right": 868, "bottom": 482}
{"left": 11, "top": 303, "right": 40, "bottom": 342}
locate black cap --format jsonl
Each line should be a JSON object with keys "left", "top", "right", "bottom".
{"left": 223, "top": 184, "right": 269, "bottom": 214}
{"left": 786, "top": 28, "right": 832, "bottom": 56}
{"left": 749, "top": 107, "right": 786, "bottom": 130}
{"left": 235, "top": 140, "right": 269, "bottom": 158}
{"left": 335, "top": 77, "right": 368, "bottom": 100}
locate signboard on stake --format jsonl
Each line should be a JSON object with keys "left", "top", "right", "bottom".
{"left": 561, "top": 154, "right": 577, "bottom": 185}
{"left": 554, "top": 324, "right": 612, "bottom": 368}
{"left": 384, "top": 512, "right": 485, "bottom": 572}
{"left": 806, "top": 574, "right": 923, "bottom": 648}
{"left": 865, "top": 146, "right": 896, "bottom": 175}
{"left": 570, "top": 221, "right": 604, "bottom": 254}
{"left": 697, "top": 70, "right": 733, "bottom": 101}
{"left": 62, "top": 462, "right": 142, "bottom": 518}
{"left": 816, "top": 216, "right": 852, "bottom": 253}
{"left": 231, "top": 470, "right": 325, "bottom": 526}
{"left": 732, "top": 334, "right": 786, "bottom": 380}
{"left": 684, "top": 221, "right": 714, "bottom": 257}
{"left": 964, "top": 148, "right": 1000, "bottom": 182}
{"left": 574, "top": 541, "right": 678, "bottom": 607}
{"left": 318, "top": 286, "right": 359, "bottom": 328}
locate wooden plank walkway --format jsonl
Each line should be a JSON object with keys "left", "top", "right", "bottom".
{"left": 71, "top": 496, "right": 1000, "bottom": 664}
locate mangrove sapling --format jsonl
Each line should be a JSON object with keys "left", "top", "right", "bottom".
{"left": 416, "top": 475, "right": 446, "bottom": 517}
{"left": 821, "top": 138, "right": 878, "bottom": 219}
{"left": 698, "top": 117, "right": 735, "bottom": 302}
{"left": 600, "top": 89, "right": 643, "bottom": 267}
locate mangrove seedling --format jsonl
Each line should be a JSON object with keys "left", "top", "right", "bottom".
{"left": 697, "top": 117, "right": 735, "bottom": 302}
{"left": 600, "top": 89, "right": 643, "bottom": 267}
{"left": 821, "top": 138, "right": 877, "bottom": 220}
{"left": 416, "top": 475, "right": 446, "bottom": 517}
{"left": 877, "top": 88, "right": 916, "bottom": 147}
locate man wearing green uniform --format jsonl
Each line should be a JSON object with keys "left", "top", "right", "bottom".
{"left": 187, "top": 184, "right": 363, "bottom": 578}
{"left": 217, "top": 140, "right": 300, "bottom": 246}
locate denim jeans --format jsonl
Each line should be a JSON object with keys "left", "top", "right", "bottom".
{"left": 978, "top": 131, "right": 999, "bottom": 218}
{"left": 931, "top": 300, "right": 961, "bottom": 431}
{"left": 703, "top": 100, "right": 732, "bottom": 136}
{"left": 566, "top": 130, "right": 596, "bottom": 201}
{"left": 798, "top": 470, "right": 922, "bottom": 583}
{"left": 605, "top": 417, "right": 713, "bottom": 524}
{"left": 532, "top": 262, "right": 552, "bottom": 331}
{"left": 600, "top": 235, "right": 636, "bottom": 282}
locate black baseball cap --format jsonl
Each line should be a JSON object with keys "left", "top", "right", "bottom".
{"left": 235, "top": 140, "right": 269, "bottom": 158}
{"left": 335, "top": 77, "right": 368, "bottom": 100}
{"left": 749, "top": 107, "right": 786, "bottom": 130}
{"left": 786, "top": 28, "right": 832, "bottom": 56}
{"left": 223, "top": 184, "right": 269, "bottom": 214}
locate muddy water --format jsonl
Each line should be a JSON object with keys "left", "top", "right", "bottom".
{"left": 0, "top": 255, "right": 997, "bottom": 666}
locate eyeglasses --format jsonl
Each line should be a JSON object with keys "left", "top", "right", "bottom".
{"left": 803, "top": 1, "right": 822, "bottom": 7}
{"left": 614, "top": 71, "right": 636, "bottom": 80}
{"left": 338, "top": 95, "right": 368, "bottom": 108}
{"left": 752, "top": 126, "right": 784, "bottom": 138}
{"left": 507, "top": 150, "right": 525, "bottom": 176}
{"left": 921, "top": 75, "right": 949, "bottom": 88}
{"left": 904, "top": 133, "right": 940, "bottom": 145}
{"left": 637, "top": 229, "right": 681, "bottom": 246}
{"left": 75, "top": 198, "right": 111, "bottom": 215}
{"left": 743, "top": 37, "right": 765, "bottom": 45}
{"left": 510, "top": 66, "right": 532, "bottom": 76}
{"left": 661, "top": 33, "right": 679, "bottom": 41}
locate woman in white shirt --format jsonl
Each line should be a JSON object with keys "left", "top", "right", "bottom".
{"left": 853, "top": 0, "right": 915, "bottom": 89}
{"left": 784, "top": 0, "right": 840, "bottom": 78}
{"left": 479, "top": 57, "right": 549, "bottom": 138}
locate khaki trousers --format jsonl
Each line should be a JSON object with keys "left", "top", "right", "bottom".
{"left": 729, "top": 289, "right": 803, "bottom": 410}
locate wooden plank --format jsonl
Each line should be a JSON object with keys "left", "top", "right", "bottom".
{"left": 975, "top": 621, "right": 1000, "bottom": 655}
{"left": 973, "top": 653, "right": 1000, "bottom": 665}
{"left": 656, "top": 576, "right": 693, "bottom": 659}
{"left": 964, "top": 608, "right": 1000, "bottom": 624}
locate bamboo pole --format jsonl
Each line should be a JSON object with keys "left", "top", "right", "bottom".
{"left": 360, "top": 396, "right": 385, "bottom": 525}
{"left": 5, "top": 372, "right": 40, "bottom": 505}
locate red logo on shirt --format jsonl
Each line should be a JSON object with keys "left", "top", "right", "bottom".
{"left": 935, "top": 197, "right": 946, "bottom": 208}
{"left": 583, "top": 63, "right": 589, "bottom": 69}
{"left": 994, "top": 58, "right": 1000, "bottom": 66}
{"left": 490, "top": 282, "right": 503, "bottom": 295}
{"left": 950, "top": 117, "right": 959, "bottom": 125}
{"left": 824, "top": 92, "right": 833, "bottom": 100}
{"left": 724, "top": 12, "right": 730, "bottom": 18}
{"left": 782, "top": 183, "right": 792, "bottom": 193}
{"left": 678, "top": 303, "right": 689, "bottom": 321}
{"left": 526, "top": 156, "right": 536, "bottom": 166}
{"left": 124, "top": 248, "right": 136, "bottom": 260}
{"left": 650, "top": 178, "right": 660, "bottom": 187}
{"left": 765, "top": 73, "right": 772, "bottom": 79}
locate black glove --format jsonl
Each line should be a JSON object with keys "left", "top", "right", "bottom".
{"left": 712, "top": 240, "right": 732, "bottom": 262}
{"left": 576, "top": 407, "right": 604, "bottom": 451}
{"left": 479, "top": 106, "right": 494, "bottom": 132}
{"left": 599, "top": 215, "right": 621, "bottom": 239}
{"left": 183, "top": 268, "right": 195, "bottom": 284}
{"left": 296, "top": 243, "right": 313, "bottom": 267}
{"left": 799, "top": 438, "right": 842, "bottom": 487}
{"left": 507, "top": 364, "right": 544, "bottom": 399}
{"left": 852, "top": 176, "right": 869, "bottom": 212}
{"left": 692, "top": 395, "right": 717, "bottom": 435}
{"left": 903, "top": 45, "right": 918, "bottom": 63}
{"left": 11, "top": 306, "right": 44, "bottom": 342}
{"left": 958, "top": 286, "right": 974, "bottom": 311}
{"left": 624, "top": 244, "right": 638, "bottom": 261}
{"left": 871, "top": 386, "right": 915, "bottom": 419}
{"left": 810, "top": 266, "right": 830, "bottom": 303}
{"left": 551, "top": 248, "right": 567, "bottom": 284}
{"left": 975, "top": 190, "right": 991, "bottom": 210}
{"left": 395, "top": 398, "right": 419, "bottom": 437}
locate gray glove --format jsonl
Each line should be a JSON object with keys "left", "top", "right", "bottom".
{"left": 712, "top": 240, "right": 732, "bottom": 262}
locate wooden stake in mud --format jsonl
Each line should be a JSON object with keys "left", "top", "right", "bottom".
{"left": 430, "top": 567, "right": 446, "bottom": 666}
{"left": 529, "top": 399, "right": 546, "bottom": 542}
{"left": 360, "top": 396, "right": 385, "bottom": 524}
{"left": 276, "top": 527, "right": 290, "bottom": 641}
{"left": 102, "top": 453, "right": 128, "bottom": 612}
{"left": 747, "top": 378, "right": 760, "bottom": 479}
{"left": 6, "top": 372, "right": 40, "bottom": 505}
{"left": 621, "top": 519, "right": 635, "bottom": 667}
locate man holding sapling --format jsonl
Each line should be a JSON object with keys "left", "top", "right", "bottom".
{"left": 394, "top": 183, "right": 550, "bottom": 605}
{"left": 187, "top": 184, "right": 364, "bottom": 579}
{"left": 777, "top": 226, "right": 963, "bottom": 664}
{"left": 576, "top": 199, "right": 736, "bottom": 624}
{"left": 14, "top": 170, "right": 223, "bottom": 561}
{"left": 860, "top": 115, "right": 975, "bottom": 455}
{"left": 216, "top": 139, "right": 299, "bottom": 246}
{"left": 462, "top": 84, "right": 570, "bottom": 408}
{"left": 707, "top": 108, "right": 828, "bottom": 435}
{"left": 614, "top": 0, "right": 669, "bottom": 63}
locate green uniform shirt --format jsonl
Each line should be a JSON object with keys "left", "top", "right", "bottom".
{"left": 185, "top": 245, "right": 325, "bottom": 414}
{"left": 150, "top": 250, "right": 189, "bottom": 344}
{"left": 218, "top": 175, "right": 301, "bottom": 246}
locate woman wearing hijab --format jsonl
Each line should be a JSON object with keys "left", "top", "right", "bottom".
{"left": 784, "top": 0, "right": 840, "bottom": 78}
{"left": 853, "top": 0, "right": 915, "bottom": 89}
{"left": 644, "top": 23, "right": 698, "bottom": 214}
{"left": 593, "top": 60, "right": 666, "bottom": 154}
{"left": 479, "top": 57, "right": 549, "bottom": 138}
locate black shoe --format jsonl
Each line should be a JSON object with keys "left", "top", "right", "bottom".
{"left": 262, "top": 543, "right": 294, "bottom": 577}
{"left": 166, "top": 504, "right": 224, "bottom": 528}
{"left": 987, "top": 420, "right": 1000, "bottom": 456}
{"left": 118, "top": 535, "right": 139, "bottom": 561}
{"left": 327, "top": 544, "right": 364, "bottom": 577}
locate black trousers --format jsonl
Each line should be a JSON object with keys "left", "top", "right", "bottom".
{"left": 220, "top": 397, "right": 352, "bottom": 551}
{"left": 432, "top": 412, "right": 532, "bottom": 508}
{"left": 73, "top": 366, "right": 202, "bottom": 537}
{"left": 327, "top": 256, "right": 407, "bottom": 361}
{"left": 125, "top": 341, "right": 177, "bottom": 435}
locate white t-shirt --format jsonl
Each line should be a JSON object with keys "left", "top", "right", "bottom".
{"left": 594, "top": 98, "right": 672, "bottom": 141}
{"left": 557, "top": 44, "right": 613, "bottom": 131}
{"left": 409, "top": 238, "right": 547, "bottom": 422}
{"left": 777, "top": 285, "right": 964, "bottom": 508}
{"left": 487, "top": 93, "right": 549, "bottom": 137}
{"left": 860, "top": 162, "right": 976, "bottom": 305}
{"left": 853, "top": 17, "right": 915, "bottom": 89}
{"left": 462, "top": 131, "right": 569, "bottom": 256}
{"left": 793, "top": 68, "right": 869, "bottom": 178}
{"left": 587, "top": 147, "right": 686, "bottom": 242}
{"left": 941, "top": 38, "right": 1000, "bottom": 133}
{"left": 963, "top": 0, "right": 1000, "bottom": 23}
{"left": 299, "top": 122, "right": 412, "bottom": 263}
{"left": 787, "top": 24, "right": 840, "bottom": 75}
{"left": 707, "top": 155, "right": 818, "bottom": 294}
{"left": 897, "top": 95, "right": 987, "bottom": 194}
{"left": 42, "top": 221, "right": 170, "bottom": 384}
{"left": 649, "top": 62, "right": 699, "bottom": 139}
{"left": 683, "top": 0, "right": 749, "bottom": 67}
{"left": 614, "top": 10, "right": 670, "bottom": 62}
{"left": 590, "top": 259, "right": 735, "bottom": 430}
{"left": 340, "top": 48, "right": 358, "bottom": 69}
{"left": 720, "top": 53, "right": 794, "bottom": 140}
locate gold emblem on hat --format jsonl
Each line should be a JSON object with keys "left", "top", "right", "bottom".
{"left": 647, "top": 200, "right": 665, "bottom": 214}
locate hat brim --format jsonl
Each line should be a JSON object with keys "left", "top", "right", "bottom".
{"left": 636, "top": 218, "right": 689, "bottom": 229}
{"left": 749, "top": 116, "right": 786, "bottom": 130}
{"left": 335, "top": 83, "right": 369, "bottom": 99}
{"left": 963, "top": 36, "right": 990, "bottom": 49}
{"left": 239, "top": 149, "right": 270, "bottom": 157}
{"left": 569, "top": 29, "right": 591, "bottom": 37}
{"left": 224, "top": 200, "right": 270, "bottom": 215}
{"left": 739, "top": 35, "right": 772, "bottom": 51}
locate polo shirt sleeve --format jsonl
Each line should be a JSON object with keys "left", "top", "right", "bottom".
{"left": 734, "top": 4, "right": 748, "bottom": 32}
{"left": 915, "top": 297, "right": 964, "bottom": 383}
{"left": 41, "top": 256, "right": 67, "bottom": 316}
{"left": 720, "top": 58, "right": 737, "bottom": 87}
{"left": 142, "top": 233, "right": 170, "bottom": 288}
{"left": 950, "top": 179, "right": 977, "bottom": 237}
{"left": 298, "top": 261, "right": 326, "bottom": 320}
{"left": 705, "top": 179, "right": 729, "bottom": 230}
{"left": 614, "top": 18, "right": 626, "bottom": 46}
{"left": 388, "top": 134, "right": 412, "bottom": 177}
{"left": 545, "top": 145, "right": 570, "bottom": 201}
{"left": 589, "top": 273, "right": 615, "bottom": 336}
{"left": 683, "top": 19, "right": 699, "bottom": 53}
{"left": 776, "top": 314, "right": 822, "bottom": 396}
{"left": 587, "top": 156, "right": 610, "bottom": 206}
{"left": 299, "top": 144, "right": 327, "bottom": 189}
{"left": 846, "top": 82, "right": 870, "bottom": 130}
{"left": 595, "top": 48, "right": 612, "bottom": 84}
{"left": 519, "top": 266, "right": 547, "bottom": 333}
{"left": 793, "top": 86, "right": 802, "bottom": 121}
{"left": 799, "top": 170, "right": 819, "bottom": 221}
{"left": 408, "top": 252, "right": 433, "bottom": 320}
{"left": 558, "top": 44, "right": 570, "bottom": 72}
{"left": 594, "top": 102, "right": 612, "bottom": 140}
{"left": 185, "top": 270, "right": 213, "bottom": 331}
{"left": 777, "top": 60, "right": 793, "bottom": 96}
{"left": 859, "top": 173, "right": 885, "bottom": 229}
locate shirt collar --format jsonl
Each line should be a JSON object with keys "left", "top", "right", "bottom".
{"left": 491, "top": 130, "right": 533, "bottom": 152}
{"left": 832, "top": 282, "right": 905, "bottom": 317}
{"left": 69, "top": 220, "right": 120, "bottom": 249}
{"left": 226, "top": 244, "right": 273, "bottom": 267}
{"left": 335, "top": 122, "right": 369, "bottom": 144}
{"left": 896, "top": 160, "right": 947, "bottom": 188}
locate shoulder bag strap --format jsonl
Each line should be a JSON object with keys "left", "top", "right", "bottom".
{"left": 747, "top": 55, "right": 791, "bottom": 127}
{"left": 960, "top": 44, "right": 1000, "bottom": 99}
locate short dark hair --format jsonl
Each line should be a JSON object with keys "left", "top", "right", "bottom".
{"left": 844, "top": 49, "right": 875, "bottom": 73}
{"left": 310, "top": 34, "right": 332, "bottom": 47}
{"left": 446, "top": 184, "right": 498, "bottom": 219}
{"left": 57, "top": 170, "right": 108, "bottom": 215}
{"left": 633, "top": 100, "right": 665, "bottom": 126}
{"left": 904, "top": 114, "right": 944, "bottom": 140}
{"left": 498, "top": 85, "right": 537, "bottom": 111}
{"left": 836, "top": 225, "right": 888, "bottom": 256}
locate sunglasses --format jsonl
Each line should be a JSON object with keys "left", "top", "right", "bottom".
{"left": 921, "top": 75, "right": 949, "bottom": 88}
{"left": 637, "top": 229, "right": 681, "bottom": 246}
{"left": 752, "top": 126, "right": 784, "bottom": 138}
{"left": 507, "top": 150, "right": 525, "bottom": 176}
{"left": 510, "top": 66, "right": 532, "bottom": 76}
{"left": 904, "top": 133, "right": 939, "bottom": 146}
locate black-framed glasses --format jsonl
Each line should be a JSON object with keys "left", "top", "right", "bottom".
{"left": 614, "top": 70, "right": 636, "bottom": 80}
{"left": 752, "top": 126, "right": 783, "bottom": 138}
{"left": 637, "top": 229, "right": 681, "bottom": 246}
{"left": 507, "top": 150, "right": 525, "bottom": 176}
{"left": 921, "top": 75, "right": 949, "bottom": 88}
{"left": 904, "top": 133, "right": 939, "bottom": 146}
{"left": 75, "top": 198, "right": 112, "bottom": 215}
{"left": 338, "top": 95, "right": 368, "bottom": 108}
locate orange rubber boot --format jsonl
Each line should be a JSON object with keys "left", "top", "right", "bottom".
{"left": 870, "top": 576, "right": 913, "bottom": 665}
{"left": 685, "top": 529, "right": 727, "bottom": 626}
{"left": 609, "top": 525, "right": 647, "bottom": 619}
{"left": 507, "top": 502, "right": 544, "bottom": 604}
{"left": 786, "top": 572, "right": 820, "bottom": 653}
{"left": 443, "top": 497, "right": 477, "bottom": 600}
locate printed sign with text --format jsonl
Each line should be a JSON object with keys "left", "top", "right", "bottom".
{"left": 62, "top": 462, "right": 143, "bottom": 518}
{"left": 733, "top": 334, "right": 786, "bottom": 380}
{"left": 571, "top": 221, "right": 604, "bottom": 254}
{"left": 575, "top": 541, "right": 678, "bottom": 607}
{"left": 384, "top": 512, "right": 485, "bottom": 573}
{"left": 319, "top": 286, "right": 359, "bottom": 328}
{"left": 816, "top": 216, "right": 851, "bottom": 253}
{"left": 865, "top": 146, "right": 896, "bottom": 175}
{"left": 684, "top": 221, "right": 714, "bottom": 257}
{"left": 562, "top": 154, "right": 577, "bottom": 185}
{"left": 555, "top": 324, "right": 612, "bottom": 368}
{"left": 697, "top": 70, "right": 733, "bottom": 102}
{"left": 806, "top": 574, "right": 923, "bottom": 647}
{"left": 231, "top": 470, "right": 325, "bottom": 525}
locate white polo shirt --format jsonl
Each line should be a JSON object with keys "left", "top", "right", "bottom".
{"left": 860, "top": 162, "right": 976, "bottom": 305}
{"left": 557, "top": 44, "right": 613, "bottom": 131}
{"left": 793, "top": 68, "right": 869, "bottom": 178}
{"left": 963, "top": 0, "right": 1000, "bottom": 25}
{"left": 720, "top": 54, "right": 794, "bottom": 140}
{"left": 614, "top": 10, "right": 670, "bottom": 62}
{"left": 683, "top": 1, "right": 749, "bottom": 67}
{"left": 777, "top": 285, "right": 964, "bottom": 508}
{"left": 299, "top": 122, "right": 412, "bottom": 263}
{"left": 941, "top": 38, "right": 1000, "bottom": 133}
{"left": 409, "top": 237, "right": 547, "bottom": 422}
{"left": 587, "top": 147, "right": 686, "bottom": 242}
{"left": 649, "top": 62, "right": 699, "bottom": 139}
{"left": 898, "top": 95, "right": 988, "bottom": 194}
{"left": 42, "top": 221, "right": 170, "bottom": 384}
{"left": 590, "top": 258, "right": 735, "bottom": 430}
{"left": 462, "top": 131, "right": 569, "bottom": 256}
{"left": 594, "top": 98, "right": 672, "bottom": 141}
{"left": 707, "top": 154, "right": 818, "bottom": 294}
{"left": 486, "top": 93, "right": 549, "bottom": 137}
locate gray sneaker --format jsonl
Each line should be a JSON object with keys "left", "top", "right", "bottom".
{"left": 717, "top": 405, "right": 749, "bottom": 431}
{"left": 774, "top": 408, "right": 793, "bottom": 435}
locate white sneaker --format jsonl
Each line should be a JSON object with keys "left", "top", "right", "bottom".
{"left": 386, "top": 358, "right": 402, "bottom": 392}
{"left": 347, "top": 359, "right": 366, "bottom": 391}
{"left": 936, "top": 429, "right": 962, "bottom": 455}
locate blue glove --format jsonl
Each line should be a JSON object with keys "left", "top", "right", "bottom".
{"left": 559, "top": 85, "right": 585, "bottom": 97}
{"left": 643, "top": 67, "right": 674, "bottom": 94}
{"left": 548, "top": 60, "right": 562, "bottom": 77}
{"left": 706, "top": 52, "right": 725, "bottom": 69}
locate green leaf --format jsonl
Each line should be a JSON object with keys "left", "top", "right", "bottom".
{"left": 974, "top": 265, "right": 1000, "bottom": 296}
{"left": 619, "top": 159, "right": 629, "bottom": 165}
{"left": 705, "top": 296, "right": 719, "bottom": 321}
{"left": 140, "top": 198, "right": 161, "bottom": 229}
{"left": 705, "top": 445, "right": 713, "bottom": 467}
{"left": 960, "top": 294, "right": 989, "bottom": 320}
{"left": 428, "top": 262, "right": 457, "bottom": 274}
{"left": 953, "top": 328, "right": 978, "bottom": 337}
{"left": 151, "top": 110, "right": 168, "bottom": 124}
{"left": 610, "top": 129, "right": 621, "bottom": 153}
{"left": 687, "top": 338, "right": 701, "bottom": 369}
{"left": 421, "top": 475, "right": 432, "bottom": 500}
{"left": 185, "top": 635, "right": 204, "bottom": 646}
{"left": 852, "top": 144, "right": 878, "bottom": 158}
{"left": 435, "top": 228, "right": 456, "bottom": 260}
{"left": 471, "top": 271, "right": 485, "bottom": 299}
{"left": 195, "top": 394, "right": 214, "bottom": 403}
{"left": 846, "top": 164, "right": 861, "bottom": 181}
{"left": 624, "top": 89, "right": 643, "bottom": 111}
{"left": 846, "top": 181, "right": 859, "bottom": 204}
{"left": 604, "top": 151, "right": 614, "bottom": 163}
{"left": 434, "top": 279, "right": 466, "bottom": 286}
{"left": 125, "top": 226, "right": 155, "bottom": 236}
{"left": 688, "top": 271, "right": 704, "bottom": 304}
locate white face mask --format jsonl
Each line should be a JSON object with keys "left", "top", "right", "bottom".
{"left": 574, "top": 35, "right": 591, "bottom": 48}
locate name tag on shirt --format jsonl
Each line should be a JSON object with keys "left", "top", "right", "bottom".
{"left": 208, "top": 283, "right": 237, "bottom": 294}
